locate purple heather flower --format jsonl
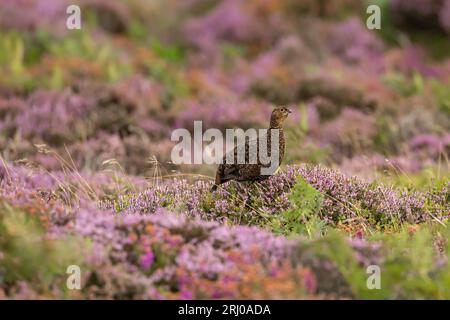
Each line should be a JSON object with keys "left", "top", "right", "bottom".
{"left": 329, "top": 18, "right": 384, "bottom": 71}
{"left": 0, "top": 0, "right": 67, "bottom": 34}
{"left": 179, "top": 290, "right": 194, "bottom": 300}
{"left": 140, "top": 251, "right": 155, "bottom": 271}
{"left": 440, "top": 0, "right": 450, "bottom": 33}
{"left": 402, "top": 46, "right": 440, "bottom": 77}
{"left": 302, "top": 270, "right": 317, "bottom": 294}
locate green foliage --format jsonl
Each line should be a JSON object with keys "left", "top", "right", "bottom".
{"left": 305, "top": 230, "right": 375, "bottom": 298}
{"left": 306, "top": 224, "right": 450, "bottom": 299}
{"left": 151, "top": 39, "right": 185, "bottom": 64}
{"left": 23, "top": 31, "right": 53, "bottom": 65}
{"left": 382, "top": 72, "right": 424, "bottom": 97}
{"left": 371, "top": 224, "right": 450, "bottom": 299}
{"left": 271, "top": 176, "right": 326, "bottom": 237}
{"left": 142, "top": 58, "right": 189, "bottom": 101}
{"left": 430, "top": 79, "right": 450, "bottom": 116}
{"left": 298, "top": 103, "right": 309, "bottom": 134}
{"left": 379, "top": 167, "right": 450, "bottom": 191}
{"left": 49, "top": 66, "right": 64, "bottom": 90}
{"left": 286, "top": 106, "right": 330, "bottom": 164}
{"left": 128, "top": 20, "right": 149, "bottom": 43}
{"left": 0, "top": 202, "right": 85, "bottom": 293}
{"left": 0, "top": 32, "right": 33, "bottom": 89}
{"left": 0, "top": 33, "right": 25, "bottom": 75}
{"left": 47, "top": 31, "right": 132, "bottom": 85}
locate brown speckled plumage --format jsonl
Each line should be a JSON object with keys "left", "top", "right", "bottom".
{"left": 211, "top": 107, "right": 291, "bottom": 191}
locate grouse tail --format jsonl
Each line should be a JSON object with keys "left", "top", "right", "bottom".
{"left": 211, "top": 164, "right": 225, "bottom": 192}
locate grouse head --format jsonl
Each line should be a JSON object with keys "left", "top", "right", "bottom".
{"left": 270, "top": 106, "right": 292, "bottom": 128}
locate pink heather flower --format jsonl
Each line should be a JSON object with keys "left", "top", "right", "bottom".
{"left": 440, "top": 0, "right": 450, "bottom": 33}
{"left": 212, "top": 290, "right": 224, "bottom": 299}
{"left": 179, "top": 290, "right": 194, "bottom": 300}
{"left": 184, "top": 0, "right": 250, "bottom": 56}
{"left": 303, "top": 270, "right": 317, "bottom": 294}
{"left": 330, "top": 18, "right": 384, "bottom": 66}
{"left": 139, "top": 251, "right": 155, "bottom": 271}
{"left": 410, "top": 134, "right": 446, "bottom": 153}
{"left": 355, "top": 230, "right": 364, "bottom": 240}
{"left": 402, "top": 46, "right": 440, "bottom": 77}
{"left": 269, "top": 266, "right": 280, "bottom": 277}
{"left": 0, "top": 0, "right": 67, "bottom": 35}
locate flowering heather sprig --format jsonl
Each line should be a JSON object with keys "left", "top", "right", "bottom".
{"left": 14, "top": 90, "right": 95, "bottom": 143}
{"left": 0, "top": 79, "right": 175, "bottom": 173}
{"left": 400, "top": 46, "right": 441, "bottom": 77}
{"left": 2, "top": 162, "right": 450, "bottom": 299}
{"left": 0, "top": 0, "right": 450, "bottom": 301}
{"left": 108, "top": 164, "right": 447, "bottom": 229}
{"left": 174, "top": 99, "right": 272, "bottom": 130}
{"left": 61, "top": 204, "right": 312, "bottom": 299}
{"left": 340, "top": 154, "right": 422, "bottom": 178}
{"left": 0, "top": 0, "right": 67, "bottom": 34}
{"left": 320, "top": 108, "right": 377, "bottom": 159}
{"left": 184, "top": 0, "right": 284, "bottom": 58}
{"left": 348, "top": 237, "right": 384, "bottom": 267}
{"left": 425, "top": 181, "right": 450, "bottom": 216}
{"left": 409, "top": 133, "right": 450, "bottom": 158}
{"left": 185, "top": 0, "right": 251, "bottom": 53}
{"left": 0, "top": 163, "right": 340, "bottom": 298}
{"left": 329, "top": 18, "right": 384, "bottom": 66}
{"left": 297, "top": 165, "right": 434, "bottom": 225}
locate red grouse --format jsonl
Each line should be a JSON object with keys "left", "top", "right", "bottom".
{"left": 211, "top": 106, "right": 291, "bottom": 191}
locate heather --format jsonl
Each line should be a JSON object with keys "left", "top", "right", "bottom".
{"left": 1, "top": 160, "right": 449, "bottom": 299}
{"left": 0, "top": 0, "right": 450, "bottom": 299}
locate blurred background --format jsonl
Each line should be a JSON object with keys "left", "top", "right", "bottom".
{"left": 0, "top": 0, "right": 449, "bottom": 186}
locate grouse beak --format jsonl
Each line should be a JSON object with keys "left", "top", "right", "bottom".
{"left": 287, "top": 108, "right": 292, "bottom": 114}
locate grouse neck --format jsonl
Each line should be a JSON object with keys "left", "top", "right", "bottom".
{"left": 269, "top": 123, "right": 284, "bottom": 130}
